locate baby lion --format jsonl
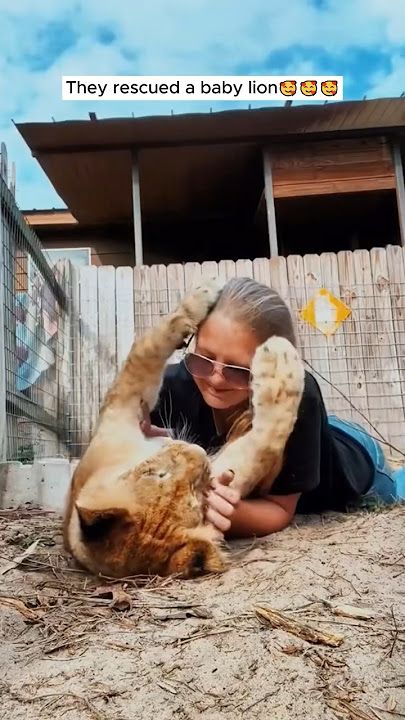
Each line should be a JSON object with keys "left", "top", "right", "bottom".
{"left": 63, "top": 279, "right": 304, "bottom": 578}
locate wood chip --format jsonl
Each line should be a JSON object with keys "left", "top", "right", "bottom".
{"left": 0, "top": 596, "right": 41, "bottom": 621}
{"left": 150, "top": 607, "right": 211, "bottom": 621}
{"left": 93, "top": 584, "right": 132, "bottom": 611}
{"left": 156, "top": 680, "right": 178, "bottom": 695}
{"left": 0, "top": 539, "right": 40, "bottom": 575}
{"left": 254, "top": 605, "right": 344, "bottom": 647}
{"left": 386, "top": 696, "right": 397, "bottom": 712}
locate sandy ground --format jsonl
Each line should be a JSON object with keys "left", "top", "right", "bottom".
{"left": 0, "top": 506, "right": 404, "bottom": 720}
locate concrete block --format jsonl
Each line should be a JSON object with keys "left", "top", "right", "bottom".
{"left": 0, "top": 462, "right": 38, "bottom": 508}
{"left": 0, "top": 458, "right": 76, "bottom": 511}
{"left": 32, "top": 458, "right": 72, "bottom": 511}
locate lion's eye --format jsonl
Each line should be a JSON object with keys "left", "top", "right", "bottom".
{"left": 158, "top": 471, "right": 171, "bottom": 480}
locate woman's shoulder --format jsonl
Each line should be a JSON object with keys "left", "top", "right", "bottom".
{"left": 303, "top": 369, "right": 324, "bottom": 400}
{"left": 298, "top": 369, "right": 326, "bottom": 414}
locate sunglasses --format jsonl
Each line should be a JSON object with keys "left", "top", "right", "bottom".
{"left": 183, "top": 351, "right": 252, "bottom": 389}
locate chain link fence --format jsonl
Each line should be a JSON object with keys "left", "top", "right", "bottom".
{"left": 0, "top": 172, "right": 70, "bottom": 462}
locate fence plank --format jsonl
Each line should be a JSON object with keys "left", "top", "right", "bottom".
{"left": 386, "top": 244, "right": 405, "bottom": 406}
{"left": 320, "top": 252, "right": 350, "bottom": 418}
{"left": 217, "top": 259, "right": 236, "bottom": 283}
{"left": 370, "top": 247, "right": 405, "bottom": 452}
{"left": 150, "top": 264, "right": 169, "bottom": 328}
{"left": 286, "top": 255, "right": 312, "bottom": 380}
{"left": 235, "top": 259, "right": 253, "bottom": 278}
{"left": 98, "top": 266, "right": 117, "bottom": 404}
{"left": 79, "top": 266, "right": 99, "bottom": 446}
{"left": 353, "top": 249, "right": 386, "bottom": 444}
{"left": 302, "top": 254, "right": 332, "bottom": 405}
{"left": 70, "top": 265, "right": 82, "bottom": 455}
{"left": 269, "top": 255, "right": 289, "bottom": 304}
{"left": 116, "top": 267, "right": 135, "bottom": 368}
{"left": 268, "top": 256, "right": 295, "bottom": 341}
{"left": 134, "top": 265, "right": 152, "bottom": 337}
{"left": 201, "top": 260, "right": 219, "bottom": 280}
{"left": 253, "top": 257, "right": 271, "bottom": 287}
{"left": 184, "top": 262, "right": 202, "bottom": 291}
{"left": 337, "top": 250, "right": 371, "bottom": 432}
{"left": 167, "top": 263, "right": 185, "bottom": 363}
{"left": 167, "top": 263, "right": 185, "bottom": 312}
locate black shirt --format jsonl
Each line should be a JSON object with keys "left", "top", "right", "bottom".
{"left": 150, "top": 361, "right": 374, "bottom": 513}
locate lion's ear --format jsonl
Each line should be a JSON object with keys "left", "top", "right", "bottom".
{"left": 76, "top": 505, "right": 129, "bottom": 542}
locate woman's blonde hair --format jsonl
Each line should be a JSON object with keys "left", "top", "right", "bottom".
{"left": 207, "top": 276, "right": 297, "bottom": 442}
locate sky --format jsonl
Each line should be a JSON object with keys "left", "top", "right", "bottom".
{"left": 0, "top": 0, "right": 404, "bottom": 211}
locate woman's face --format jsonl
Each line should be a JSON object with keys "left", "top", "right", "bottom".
{"left": 191, "top": 311, "right": 259, "bottom": 410}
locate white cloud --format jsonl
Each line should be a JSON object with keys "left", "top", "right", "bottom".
{"left": 367, "top": 54, "right": 405, "bottom": 97}
{"left": 0, "top": 0, "right": 403, "bottom": 208}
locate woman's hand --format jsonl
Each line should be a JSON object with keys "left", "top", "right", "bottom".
{"left": 206, "top": 471, "right": 241, "bottom": 534}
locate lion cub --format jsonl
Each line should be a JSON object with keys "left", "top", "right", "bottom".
{"left": 63, "top": 279, "right": 305, "bottom": 579}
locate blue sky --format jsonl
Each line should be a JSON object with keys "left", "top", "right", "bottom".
{"left": 0, "top": 0, "right": 404, "bottom": 210}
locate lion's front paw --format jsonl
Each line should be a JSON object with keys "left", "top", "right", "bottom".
{"left": 181, "top": 278, "right": 223, "bottom": 329}
{"left": 251, "top": 336, "right": 305, "bottom": 406}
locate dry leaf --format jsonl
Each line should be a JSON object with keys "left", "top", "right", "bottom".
{"left": 279, "top": 644, "right": 303, "bottom": 655}
{"left": 0, "top": 539, "right": 40, "bottom": 575}
{"left": 332, "top": 604, "right": 375, "bottom": 621}
{"left": 0, "top": 596, "right": 41, "bottom": 621}
{"left": 386, "top": 695, "right": 397, "bottom": 712}
{"left": 93, "top": 584, "right": 132, "bottom": 611}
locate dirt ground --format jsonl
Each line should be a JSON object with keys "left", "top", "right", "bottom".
{"left": 0, "top": 506, "right": 404, "bottom": 720}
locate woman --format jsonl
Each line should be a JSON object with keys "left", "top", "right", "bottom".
{"left": 141, "top": 277, "right": 405, "bottom": 539}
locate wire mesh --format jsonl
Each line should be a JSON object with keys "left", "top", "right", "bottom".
{"left": 0, "top": 174, "right": 70, "bottom": 462}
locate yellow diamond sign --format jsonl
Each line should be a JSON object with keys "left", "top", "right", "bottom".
{"left": 300, "top": 288, "right": 351, "bottom": 336}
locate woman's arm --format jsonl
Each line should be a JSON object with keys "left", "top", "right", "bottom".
{"left": 206, "top": 473, "right": 300, "bottom": 539}
{"left": 226, "top": 493, "right": 300, "bottom": 538}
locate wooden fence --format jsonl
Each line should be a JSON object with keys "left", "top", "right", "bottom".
{"left": 69, "top": 245, "right": 405, "bottom": 457}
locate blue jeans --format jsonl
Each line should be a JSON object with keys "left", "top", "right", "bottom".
{"left": 328, "top": 416, "right": 405, "bottom": 506}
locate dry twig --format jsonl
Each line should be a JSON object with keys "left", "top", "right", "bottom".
{"left": 254, "top": 605, "right": 344, "bottom": 647}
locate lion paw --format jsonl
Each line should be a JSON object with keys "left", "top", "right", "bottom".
{"left": 181, "top": 278, "right": 223, "bottom": 330}
{"left": 251, "top": 336, "right": 305, "bottom": 409}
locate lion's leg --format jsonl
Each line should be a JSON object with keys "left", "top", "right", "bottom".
{"left": 210, "top": 337, "right": 305, "bottom": 497}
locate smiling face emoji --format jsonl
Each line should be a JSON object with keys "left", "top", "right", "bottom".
{"left": 280, "top": 80, "right": 297, "bottom": 97}
{"left": 321, "top": 80, "right": 338, "bottom": 96}
{"left": 301, "top": 80, "right": 317, "bottom": 96}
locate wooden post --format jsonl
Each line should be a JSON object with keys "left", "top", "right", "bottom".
{"left": 131, "top": 151, "right": 144, "bottom": 266}
{"left": 0, "top": 198, "right": 7, "bottom": 461}
{"left": 392, "top": 140, "right": 405, "bottom": 247}
{"left": 262, "top": 147, "right": 279, "bottom": 257}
